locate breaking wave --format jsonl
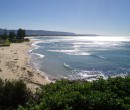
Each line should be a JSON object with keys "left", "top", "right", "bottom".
{"left": 47, "top": 50, "right": 91, "bottom": 56}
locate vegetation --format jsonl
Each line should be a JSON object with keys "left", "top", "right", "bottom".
{"left": 0, "top": 79, "right": 32, "bottom": 110}
{"left": 0, "top": 28, "right": 28, "bottom": 46}
{"left": 17, "top": 28, "right": 26, "bottom": 40}
{"left": 2, "top": 29, "right": 8, "bottom": 40}
{"left": 8, "top": 31, "right": 16, "bottom": 42}
{"left": 18, "top": 77, "right": 130, "bottom": 110}
{"left": 1, "top": 77, "right": 130, "bottom": 110}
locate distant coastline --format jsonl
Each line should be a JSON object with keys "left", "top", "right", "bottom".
{"left": 0, "top": 28, "right": 98, "bottom": 36}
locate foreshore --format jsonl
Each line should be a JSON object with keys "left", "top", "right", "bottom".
{"left": 0, "top": 41, "right": 51, "bottom": 91}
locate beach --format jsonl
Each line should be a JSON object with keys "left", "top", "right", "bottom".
{"left": 0, "top": 42, "right": 51, "bottom": 91}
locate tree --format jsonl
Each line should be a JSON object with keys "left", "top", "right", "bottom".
{"left": 8, "top": 31, "right": 16, "bottom": 42}
{"left": 2, "top": 29, "right": 8, "bottom": 40}
{"left": 17, "top": 28, "right": 26, "bottom": 40}
{"left": 0, "top": 34, "right": 2, "bottom": 40}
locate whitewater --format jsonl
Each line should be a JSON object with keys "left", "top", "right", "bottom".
{"left": 28, "top": 36, "right": 130, "bottom": 81}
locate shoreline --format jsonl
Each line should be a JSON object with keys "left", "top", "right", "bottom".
{"left": 0, "top": 41, "right": 51, "bottom": 91}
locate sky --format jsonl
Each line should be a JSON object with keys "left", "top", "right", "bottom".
{"left": 0, "top": 0, "right": 130, "bottom": 36}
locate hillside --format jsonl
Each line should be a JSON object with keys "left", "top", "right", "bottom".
{"left": 0, "top": 28, "right": 76, "bottom": 36}
{"left": 0, "top": 28, "right": 98, "bottom": 36}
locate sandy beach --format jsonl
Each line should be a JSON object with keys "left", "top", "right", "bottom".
{"left": 0, "top": 42, "right": 51, "bottom": 91}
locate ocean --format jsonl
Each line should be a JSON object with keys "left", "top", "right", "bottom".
{"left": 29, "top": 36, "right": 130, "bottom": 81}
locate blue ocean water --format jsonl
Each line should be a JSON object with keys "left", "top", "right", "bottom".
{"left": 29, "top": 36, "right": 130, "bottom": 81}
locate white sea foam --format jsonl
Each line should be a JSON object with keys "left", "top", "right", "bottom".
{"left": 38, "top": 36, "right": 130, "bottom": 45}
{"left": 69, "top": 70, "right": 107, "bottom": 81}
{"left": 71, "top": 52, "right": 91, "bottom": 55}
{"left": 111, "top": 73, "right": 128, "bottom": 78}
{"left": 76, "top": 71, "right": 128, "bottom": 81}
{"left": 32, "top": 52, "right": 45, "bottom": 59}
{"left": 29, "top": 39, "right": 45, "bottom": 53}
{"left": 98, "top": 56, "right": 107, "bottom": 60}
{"left": 43, "top": 36, "right": 130, "bottom": 56}
{"left": 68, "top": 69, "right": 129, "bottom": 81}
{"left": 95, "top": 55, "right": 108, "bottom": 60}
{"left": 47, "top": 50, "right": 91, "bottom": 55}
{"left": 29, "top": 49, "right": 33, "bottom": 52}
{"left": 64, "top": 63, "right": 70, "bottom": 68}
{"left": 31, "top": 41, "right": 41, "bottom": 47}
{"left": 63, "top": 63, "right": 73, "bottom": 70}
{"left": 29, "top": 36, "right": 130, "bottom": 54}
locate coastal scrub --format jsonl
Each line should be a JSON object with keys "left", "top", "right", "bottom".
{"left": 18, "top": 77, "right": 130, "bottom": 110}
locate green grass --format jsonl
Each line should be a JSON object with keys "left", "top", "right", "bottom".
{"left": 0, "top": 39, "right": 11, "bottom": 46}
{"left": 5, "top": 39, "right": 11, "bottom": 45}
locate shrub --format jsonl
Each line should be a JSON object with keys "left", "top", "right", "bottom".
{"left": 19, "top": 77, "right": 130, "bottom": 110}
{"left": 0, "top": 79, "right": 32, "bottom": 110}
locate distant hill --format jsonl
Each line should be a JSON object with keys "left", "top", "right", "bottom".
{"left": 0, "top": 28, "right": 4, "bottom": 34}
{"left": 0, "top": 28, "right": 98, "bottom": 36}
{"left": 25, "top": 30, "right": 76, "bottom": 36}
{"left": 0, "top": 28, "right": 76, "bottom": 36}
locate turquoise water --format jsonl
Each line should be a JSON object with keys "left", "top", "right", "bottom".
{"left": 29, "top": 36, "right": 130, "bottom": 81}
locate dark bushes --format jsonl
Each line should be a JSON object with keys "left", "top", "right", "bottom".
{"left": 0, "top": 79, "right": 32, "bottom": 110}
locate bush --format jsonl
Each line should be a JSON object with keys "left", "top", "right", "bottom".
{"left": 18, "top": 77, "right": 130, "bottom": 110}
{"left": 5, "top": 39, "right": 11, "bottom": 45}
{"left": 0, "top": 79, "right": 32, "bottom": 110}
{"left": 24, "top": 38, "right": 30, "bottom": 42}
